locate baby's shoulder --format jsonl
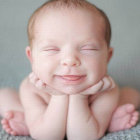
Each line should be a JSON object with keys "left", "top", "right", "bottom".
{"left": 20, "top": 76, "right": 32, "bottom": 88}
{"left": 20, "top": 76, "right": 51, "bottom": 103}
{"left": 20, "top": 76, "right": 35, "bottom": 93}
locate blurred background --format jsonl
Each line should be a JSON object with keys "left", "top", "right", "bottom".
{"left": 0, "top": 0, "right": 140, "bottom": 90}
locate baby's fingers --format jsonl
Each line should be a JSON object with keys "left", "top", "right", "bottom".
{"left": 29, "top": 72, "right": 34, "bottom": 79}
{"left": 100, "top": 76, "right": 111, "bottom": 92}
{"left": 81, "top": 80, "right": 103, "bottom": 95}
{"left": 100, "top": 76, "right": 115, "bottom": 92}
{"left": 35, "top": 80, "right": 46, "bottom": 89}
{"left": 29, "top": 72, "right": 47, "bottom": 89}
{"left": 29, "top": 72, "right": 39, "bottom": 84}
{"left": 108, "top": 76, "right": 115, "bottom": 89}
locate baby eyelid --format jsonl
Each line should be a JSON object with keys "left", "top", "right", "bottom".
{"left": 81, "top": 45, "right": 98, "bottom": 50}
{"left": 46, "top": 48, "right": 59, "bottom": 51}
{"left": 44, "top": 46, "right": 60, "bottom": 51}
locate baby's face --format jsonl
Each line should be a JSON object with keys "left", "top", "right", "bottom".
{"left": 28, "top": 9, "right": 112, "bottom": 94}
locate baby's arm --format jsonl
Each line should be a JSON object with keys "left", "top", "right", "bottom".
{"left": 19, "top": 78, "right": 68, "bottom": 140}
{"left": 67, "top": 77, "right": 120, "bottom": 140}
{"left": 89, "top": 86, "right": 120, "bottom": 138}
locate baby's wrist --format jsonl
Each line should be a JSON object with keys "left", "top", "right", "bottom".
{"left": 51, "top": 94, "right": 69, "bottom": 101}
{"left": 51, "top": 94, "right": 68, "bottom": 97}
{"left": 69, "top": 94, "right": 88, "bottom": 100}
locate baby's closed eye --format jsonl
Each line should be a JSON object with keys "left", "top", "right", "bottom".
{"left": 42, "top": 46, "right": 60, "bottom": 55}
{"left": 42, "top": 46, "right": 59, "bottom": 51}
{"left": 81, "top": 45, "right": 99, "bottom": 50}
{"left": 80, "top": 45, "right": 100, "bottom": 55}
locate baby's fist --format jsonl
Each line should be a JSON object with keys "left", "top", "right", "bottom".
{"left": 29, "top": 72, "right": 46, "bottom": 89}
{"left": 80, "top": 75, "right": 115, "bottom": 96}
{"left": 100, "top": 75, "right": 115, "bottom": 92}
{"left": 29, "top": 72, "right": 65, "bottom": 96}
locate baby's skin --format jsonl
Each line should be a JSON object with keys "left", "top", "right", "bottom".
{"left": 0, "top": 73, "right": 139, "bottom": 139}
{"left": 1, "top": 1, "right": 140, "bottom": 139}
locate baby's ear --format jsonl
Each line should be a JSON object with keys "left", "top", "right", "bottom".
{"left": 107, "top": 47, "right": 113, "bottom": 63}
{"left": 26, "top": 46, "right": 33, "bottom": 64}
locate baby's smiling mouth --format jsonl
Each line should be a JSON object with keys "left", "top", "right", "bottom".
{"left": 59, "top": 75, "right": 86, "bottom": 81}
{"left": 55, "top": 75, "right": 86, "bottom": 84}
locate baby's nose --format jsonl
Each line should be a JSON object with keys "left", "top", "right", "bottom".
{"left": 60, "top": 55, "right": 80, "bottom": 67}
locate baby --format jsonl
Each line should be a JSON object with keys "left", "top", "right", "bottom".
{"left": 0, "top": 0, "right": 140, "bottom": 140}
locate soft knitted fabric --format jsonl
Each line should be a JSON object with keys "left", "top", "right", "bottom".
{"left": 0, "top": 118, "right": 140, "bottom": 140}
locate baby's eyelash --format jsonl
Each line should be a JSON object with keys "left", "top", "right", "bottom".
{"left": 82, "top": 48, "right": 98, "bottom": 50}
{"left": 45, "top": 49, "right": 59, "bottom": 51}
{"left": 81, "top": 48, "right": 99, "bottom": 51}
{"left": 81, "top": 44, "right": 99, "bottom": 50}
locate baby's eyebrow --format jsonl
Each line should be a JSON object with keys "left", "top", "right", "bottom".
{"left": 38, "top": 39, "right": 58, "bottom": 46}
{"left": 46, "top": 40, "right": 56, "bottom": 43}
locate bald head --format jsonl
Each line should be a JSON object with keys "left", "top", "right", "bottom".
{"left": 27, "top": 0, "right": 111, "bottom": 47}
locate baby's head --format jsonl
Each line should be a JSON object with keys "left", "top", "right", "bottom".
{"left": 27, "top": 0, "right": 111, "bottom": 47}
{"left": 26, "top": 0, "right": 113, "bottom": 94}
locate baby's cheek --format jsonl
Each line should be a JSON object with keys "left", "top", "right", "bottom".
{"left": 32, "top": 63, "right": 45, "bottom": 80}
{"left": 87, "top": 61, "right": 107, "bottom": 82}
{"left": 97, "top": 62, "right": 108, "bottom": 77}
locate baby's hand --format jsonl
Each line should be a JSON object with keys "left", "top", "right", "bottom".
{"left": 79, "top": 75, "right": 115, "bottom": 96}
{"left": 29, "top": 72, "right": 65, "bottom": 96}
{"left": 29, "top": 72, "right": 46, "bottom": 89}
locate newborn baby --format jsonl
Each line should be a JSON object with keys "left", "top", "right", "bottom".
{"left": 0, "top": 0, "right": 139, "bottom": 140}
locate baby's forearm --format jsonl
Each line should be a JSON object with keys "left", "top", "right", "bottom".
{"left": 67, "top": 95, "right": 99, "bottom": 140}
{"left": 31, "top": 95, "right": 69, "bottom": 140}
